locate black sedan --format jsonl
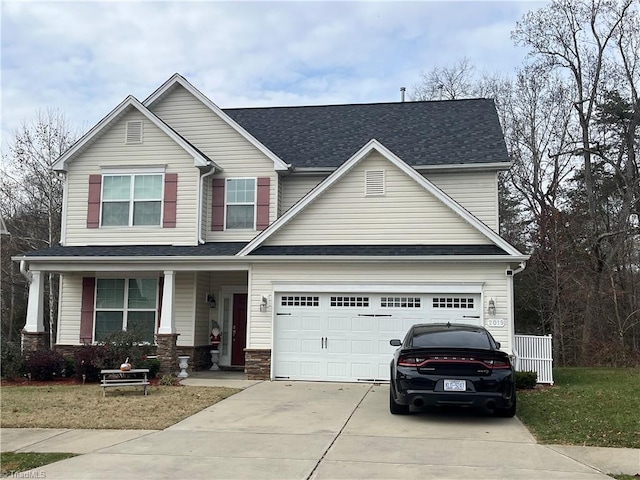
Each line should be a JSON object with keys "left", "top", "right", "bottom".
{"left": 389, "top": 323, "right": 516, "bottom": 417}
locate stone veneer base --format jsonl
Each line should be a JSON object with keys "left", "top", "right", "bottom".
{"left": 244, "top": 349, "right": 271, "bottom": 380}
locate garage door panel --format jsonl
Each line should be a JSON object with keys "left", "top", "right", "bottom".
{"left": 378, "top": 317, "right": 402, "bottom": 333}
{"left": 350, "top": 363, "right": 373, "bottom": 379}
{"left": 300, "top": 361, "right": 323, "bottom": 377}
{"left": 326, "top": 315, "right": 350, "bottom": 334}
{"left": 351, "top": 339, "right": 373, "bottom": 355}
{"left": 350, "top": 316, "right": 375, "bottom": 333}
{"left": 327, "top": 362, "right": 349, "bottom": 378}
{"left": 327, "top": 338, "right": 349, "bottom": 354}
{"left": 301, "top": 338, "right": 322, "bottom": 354}
{"left": 300, "top": 315, "right": 323, "bottom": 331}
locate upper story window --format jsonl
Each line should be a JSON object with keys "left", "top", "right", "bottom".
{"left": 102, "top": 174, "right": 163, "bottom": 226}
{"left": 226, "top": 178, "right": 255, "bottom": 229}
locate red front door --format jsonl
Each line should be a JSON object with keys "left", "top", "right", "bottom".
{"left": 231, "top": 293, "right": 247, "bottom": 366}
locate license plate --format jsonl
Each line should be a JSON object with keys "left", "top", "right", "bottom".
{"left": 444, "top": 379, "right": 466, "bottom": 391}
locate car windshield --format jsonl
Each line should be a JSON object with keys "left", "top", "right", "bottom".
{"left": 409, "top": 329, "right": 492, "bottom": 349}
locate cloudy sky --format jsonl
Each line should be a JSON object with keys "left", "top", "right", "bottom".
{"left": 1, "top": 1, "right": 544, "bottom": 144}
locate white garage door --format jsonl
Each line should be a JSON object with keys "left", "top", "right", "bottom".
{"left": 273, "top": 291, "right": 482, "bottom": 382}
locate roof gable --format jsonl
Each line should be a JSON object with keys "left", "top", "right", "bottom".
{"left": 238, "top": 139, "right": 524, "bottom": 257}
{"left": 52, "top": 96, "right": 217, "bottom": 171}
{"left": 143, "top": 74, "right": 290, "bottom": 172}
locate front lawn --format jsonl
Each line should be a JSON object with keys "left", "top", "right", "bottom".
{"left": 0, "top": 384, "right": 240, "bottom": 430}
{"left": 517, "top": 367, "right": 640, "bottom": 448}
{"left": 0, "top": 452, "right": 77, "bottom": 477}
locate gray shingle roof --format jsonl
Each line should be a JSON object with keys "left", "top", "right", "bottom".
{"left": 224, "top": 99, "right": 508, "bottom": 169}
{"left": 21, "top": 243, "right": 247, "bottom": 257}
{"left": 250, "top": 245, "right": 507, "bottom": 256}
{"left": 19, "top": 243, "right": 506, "bottom": 258}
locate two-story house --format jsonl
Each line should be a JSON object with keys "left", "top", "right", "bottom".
{"left": 16, "top": 74, "right": 528, "bottom": 380}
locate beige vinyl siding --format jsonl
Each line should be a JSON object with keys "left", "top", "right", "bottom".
{"left": 63, "top": 109, "right": 199, "bottom": 246}
{"left": 57, "top": 274, "right": 83, "bottom": 345}
{"left": 150, "top": 86, "right": 279, "bottom": 241}
{"left": 266, "top": 152, "right": 490, "bottom": 245}
{"left": 425, "top": 170, "right": 498, "bottom": 231}
{"left": 280, "top": 174, "right": 326, "bottom": 213}
{"left": 194, "top": 272, "right": 211, "bottom": 345}
{"left": 248, "top": 262, "right": 512, "bottom": 351}
{"left": 175, "top": 272, "right": 196, "bottom": 346}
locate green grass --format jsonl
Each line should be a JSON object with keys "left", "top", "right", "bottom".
{"left": 517, "top": 367, "right": 640, "bottom": 448}
{"left": 0, "top": 452, "right": 77, "bottom": 476}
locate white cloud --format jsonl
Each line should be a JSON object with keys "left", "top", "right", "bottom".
{"left": 1, "top": 1, "right": 546, "bottom": 144}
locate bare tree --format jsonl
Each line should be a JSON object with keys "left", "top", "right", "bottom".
{"left": 1, "top": 109, "right": 76, "bottom": 347}
{"left": 513, "top": 0, "right": 640, "bottom": 363}
{"left": 411, "top": 57, "right": 479, "bottom": 101}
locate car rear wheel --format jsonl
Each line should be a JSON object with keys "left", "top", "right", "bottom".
{"left": 495, "top": 395, "right": 516, "bottom": 418}
{"left": 389, "top": 387, "right": 410, "bottom": 415}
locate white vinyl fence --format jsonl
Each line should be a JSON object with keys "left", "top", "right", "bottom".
{"left": 514, "top": 334, "right": 554, "bottom": 384}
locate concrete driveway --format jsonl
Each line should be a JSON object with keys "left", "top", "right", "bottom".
{"left": 6, "top": 381, "right": 613, "bottom": 479}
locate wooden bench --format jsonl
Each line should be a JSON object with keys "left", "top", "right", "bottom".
{"left": 100, "top": 369, "right": 150, "bottom": 397}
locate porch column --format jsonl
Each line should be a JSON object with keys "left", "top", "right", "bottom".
{"left": 156, "top": 270, "right": 178, "bottom": 375}
{"left": 22, "top": 270, "right": 46, "bottom": 354}
{"left": 24, "top": 270, "right": 44, "bottom": 332}
{"left": 158, "top": 270, "right": 175, "bottom": 334}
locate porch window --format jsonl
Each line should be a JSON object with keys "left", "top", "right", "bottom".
{"left": 94, "top": 278, "right": 158, "bottom": 343}
{"left": 102, "top": 174, "right": 163, "bottom": 226}
{"left": 226, "top": 178, "right": 255, "bottom": 229}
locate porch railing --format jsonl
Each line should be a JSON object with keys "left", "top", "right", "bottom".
{"left": 514, "top": 334, "right": 554, "bottom": 385}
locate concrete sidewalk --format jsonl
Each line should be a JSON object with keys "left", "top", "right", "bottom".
{"left": 2, "top": 381, "right": 638, "bottom": 479}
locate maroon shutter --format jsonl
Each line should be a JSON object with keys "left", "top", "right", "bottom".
{"left": 163, "top": 173, "right": 178, "bottom": 228}
{"left": 211, "top": 178, "right": 225, "bottom": 231}
{"left": 87, "top": 175, "right": 102, "bottom": 228}
{"left": 256, "top": 177, "right": 270, "bottom": 230}
{"left": 80, "top": 277, "right": 96, "bottom": 344}
{"left": 157, "top": 276, "right": 164, "bottom": 329}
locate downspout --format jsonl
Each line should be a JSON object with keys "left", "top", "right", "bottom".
{"left": 20, "top": 259, "right": 32, "bottom": 282}
{"left": 509, "top": 261, "right": 526, "bottom": 369}
{"left": 198, "top": 162, "right": 217, "bottom": 244}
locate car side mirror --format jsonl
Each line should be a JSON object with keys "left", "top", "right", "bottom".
{"left": 495, "top": 341, "right": 501, "bottom": 349}
{"left": 390, "top": 339, "right": 401, "bottom": 347}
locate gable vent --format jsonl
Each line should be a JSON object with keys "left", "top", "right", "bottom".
{"left": 125, "top": 121, "right": 143, "bottom": 144}
{"left": 365, "top": 170, "right": 385, "bottom": 196}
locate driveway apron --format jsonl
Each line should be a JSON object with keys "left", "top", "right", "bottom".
{"left": 13, "top": 382, "right": 612, "bottom": 479}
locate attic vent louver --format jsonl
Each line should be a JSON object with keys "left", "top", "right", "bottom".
{"left": 125, "top": 121, "right": 143, "bottom": 144}
{"left": 365, "top": 170, "right": 385, "bottom": 196}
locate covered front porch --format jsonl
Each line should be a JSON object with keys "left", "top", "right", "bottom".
{"left": 17, "top": 245, "right": 257, "bottom": 376}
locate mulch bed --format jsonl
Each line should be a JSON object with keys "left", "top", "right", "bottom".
{"left": 0, "top": 377, "right": 162, "bottom": 387}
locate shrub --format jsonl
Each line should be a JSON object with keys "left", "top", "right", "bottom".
{"left": 515, "top": 370, "right": 538, "bottom": 389}
{"left": 61, "top": 356, "right": 75, "bottom": 378}
{"left": 159, "top": 374, "right": 179, "bottom": 386}
{"left": 0, "top": 340, "right": 26, "bottom": 380}
{"left": 137, "top": 357, "right": 161, "bottom": 378}
{"left": 74, "top": 344, "right": 108, "bottom": 382}
{"left": 99, "top": 330, "right": 154, "bottom": 370}
{"left": 25, "top": 349, "right": 65, "bottom": 381}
